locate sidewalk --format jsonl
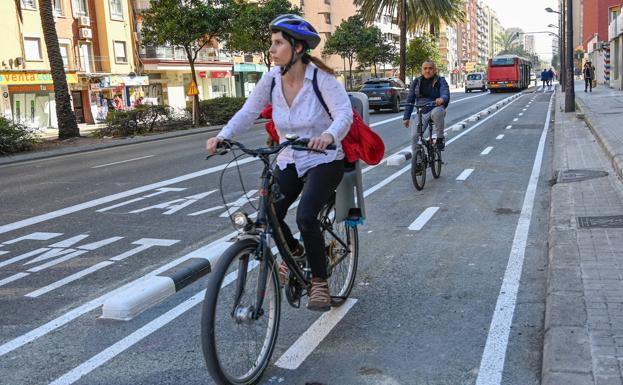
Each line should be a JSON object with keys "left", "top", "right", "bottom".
{"left": 543, "top": 82, "right": 623, "bottom": 384}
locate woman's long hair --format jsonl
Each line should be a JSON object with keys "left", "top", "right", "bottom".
{"left": 302, "top": 53, "right": 334, "bottom": 75}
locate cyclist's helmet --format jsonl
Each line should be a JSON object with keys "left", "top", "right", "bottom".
{"left": 269, "top": 14, "right": 321, "bottom": 50}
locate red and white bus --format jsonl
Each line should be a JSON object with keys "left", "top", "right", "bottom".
{"left": 487, "top": 55, "right": 532, "bottom": 92}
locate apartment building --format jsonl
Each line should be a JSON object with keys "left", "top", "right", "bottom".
{"left": 1, "top": 0, "right": 142, "bottom": 128}
{"left": 457, "top": 0, "right": 478, "bottom": 72}
{"left": 608, "top": 5, "right": 622, "bottom": 89}
{"left": 476, "top": 2, "right": 490, "bottom": 66}
{"left": 488, "top": 8, "right": 503, "bottom": 57}
{"left": 438, "top": 22, "right": 459, "bottom": 86}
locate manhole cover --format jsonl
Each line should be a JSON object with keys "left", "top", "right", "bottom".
{"left": 577, "top": 215, "right": 623, "bottom": 228}
{"left": 558, "top": 169, "right": 608, "bottom": 183}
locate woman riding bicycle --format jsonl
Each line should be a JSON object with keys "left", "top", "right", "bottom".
{"left": 206, "top": 14, "right": 352, "bottom": 311}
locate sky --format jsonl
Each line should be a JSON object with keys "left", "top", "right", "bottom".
{"left": 482, "top": 0, "right": 560, "bottom": 59}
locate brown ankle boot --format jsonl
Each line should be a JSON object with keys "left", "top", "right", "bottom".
{"left": 278, "top": 243, "right": 305, "bottom": 286}
{"left": 307, "top": 278, "right": 331, "bottom": 312}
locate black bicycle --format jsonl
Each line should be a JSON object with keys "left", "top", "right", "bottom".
{"left": 201, "top": 137, "right": 359, "bottom": 385}
{"left": 410, "top": 102, "right": 443, "bottom": 190}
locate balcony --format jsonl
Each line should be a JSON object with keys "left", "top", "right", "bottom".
{"left": 139, "top": 46, "right": 231, "bottom": 63}
{"left": 609, "top": 13, "right": 623, "bottom": 41}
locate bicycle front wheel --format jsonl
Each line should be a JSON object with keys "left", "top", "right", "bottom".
{"left": 201, "top": 239, "right": 281, "bottom": 385}
{"left": 320, "top": 205, "right": 359, "bottom": 302}
{"left": 411, "top": 146, "right": 426, "bottom": 190}
{"left": 431, "top": 148, "right": 442, "bottom": 179}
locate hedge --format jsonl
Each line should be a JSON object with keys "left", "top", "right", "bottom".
{"left": 194, "top": 97, "right": 247, "bottom": 126}
{"left": 96, "top": 105, "right": 192, "bottom": 138}
{"left": 0, "top": 116, "right": 39, "bottom": 155}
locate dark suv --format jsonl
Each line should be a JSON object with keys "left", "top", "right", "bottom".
{"left": 360, "top": 78, "right": 409, "bottom": 112}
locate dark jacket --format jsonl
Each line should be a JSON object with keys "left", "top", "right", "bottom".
{"left": 403, "top": 75, "right": 450, "bottom": 119}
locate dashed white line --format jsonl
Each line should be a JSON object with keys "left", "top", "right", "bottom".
{"left": 408, "top": 207, "right": 440, "bottom": 231}
{"left": 275, "top": 298, "right": 358, "bottom": 369}
{"left": 481, "top": 147, "right": 494, "bottom": 155}
{"left": 496, "top": 135, "right": 504, "bottom": 140}
{"left": 518, "top": 113, "right": 523, "bottom": 116}
{"left": 513, "top": 118, "right": 518, "bottom": 122}
{"left": 91, "top": 155, "right": 155, "bottom": 169}
{"left": 505, "top": 125, "right": 512, "bottom": 130}
{"left": 456, "top": 169, "right": 474, "bottom": 181}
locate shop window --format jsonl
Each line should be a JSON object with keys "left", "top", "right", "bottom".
{"left": 24, "top": 37, "right": 42, "bottom": 61}
{"left": 53, "top": 0, "right": 63, "bottom": 15}
{"left": 59, "top": 44, "right": 70, "bottom": 68}
{"left": 72, "top": 0, "right": 88, "bottom": 16}
{"left": 114, "top": 41, "right": 127, "bottom": 64}
{"left": 21, "top": 0, "right": 36, "bottom": 9}
{"left": 109, "top": 0, "right": 123, "bottom": 20}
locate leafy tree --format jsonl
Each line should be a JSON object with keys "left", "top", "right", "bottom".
{"left": 356, "top": 27, "right": 397, "bottom": 77}
{"left": 227, "top": 0, "right": 301, "bottom": 70}
{"left": 494, "top": 31, "right": 521, "bottom": 56}
{"left": 141, "top": 0, "right": 233, "bottom": 126}
{"left": 355, "top": 0, "right": 465, "bottom": 82}
{"left": 323, "top": 15, "right": 369, "bottom": 89}
{"left": 404, "top": 34, "right": 442, "bottom": 80}
{"left": 38, "top": 0, "right": 78, "bottom": 139}
{"left": 551, "top": 54, "right": 559, "bottom": 69}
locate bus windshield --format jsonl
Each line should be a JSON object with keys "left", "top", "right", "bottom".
{"left": 491, "top": 57, "right": 515, "bottom": 66}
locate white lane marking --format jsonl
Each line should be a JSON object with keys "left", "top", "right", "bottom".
{"left": 518, "top": 113, "right": 523, "bottom": 116}
{"left": 481, "top": 147, "right": 493, "bottom": 155}
{"left": 0, "top": 272, "right": 29, "bottom": 287}
{"left": 0, "top": 248, "right": 51, "bottom": 269}
{"left": 475, "top": 92, "right": 554, "bottom": 385}
{"left": 25, "top": 262, "right": 115, "bottom": 298}
{"left": 275, "top": 298, "right": 358, "bottom": 370}
{"left": 96, "top": 188, "right": 187, "bottom": 213}
{"left": 505, "top": 125, "right": 512, "bottom": 130}
{"left": 187, "top": 205, "right": 224, "bottom": 216}
{"left": 513, "top": 118, "right": 518, "bottom": 122}
{"left": 0, "top": 156, "right": 258, "bottom": 235}
{"left": 408, "top": 207, "right": 440, "bottom": 231}
{"left": 496, "top": 135, "right": 504, "bottom": 140}
{"left": 0, "top": 93, "right": 523, "bottom": 359}
{"left": 91, "top": 155, "right": 155, "bottom": 169}
{"left": 522, "top": 108, "right": 527, "bottom": 111}
{"left": 456, "top": 169, "right": 474, "bottom": 181}
{"left": 3, "top": 232, "right": 62, "bottom": 244}
{"left": 47, "top": 289, "right": 206, "bottom": 385}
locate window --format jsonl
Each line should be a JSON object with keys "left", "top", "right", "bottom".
{"left": 114, "top": 41, "right": 127, "bottom": 63}
{"left": 21, "top": 0, "right": 36, "bottom": 9}
{"left": 109, "top": 0, "right": 123, "bottom": 20}
{"left": 72, "top": 0, "right": 88, "bottom": 16}
{"left": 53, "top": 0, "right": 63, "bottom": 15}
{"left": 59, "top": 44, "right": 70, "bottom": 67}
{"left": 322, "top": 13, "right": 331, "bottom": 24}
{"left": 79, "top": 43, "right": 93, "bottom": 72}
{"left": 24, "top": 38, "right": 42, "bottom": 61}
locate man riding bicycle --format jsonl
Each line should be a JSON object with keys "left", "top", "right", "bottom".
{"left": 402, "top": 60, "right": 450, "bottom": 150}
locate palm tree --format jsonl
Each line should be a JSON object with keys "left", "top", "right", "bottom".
{"left": 38, "top": 0, "right": 79, "bottom": 139}
{"left": 494, "top": 31, "right": 521, "bottom": 56}
{"left": 355, "top": 0, "right": 465, "bottom": 82}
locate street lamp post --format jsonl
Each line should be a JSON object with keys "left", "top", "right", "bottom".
{"left": 546, "top": 7, "right": 564, "bottom": 91}
{"left": 564, "top": 0, "right": 574, "bottom": 111}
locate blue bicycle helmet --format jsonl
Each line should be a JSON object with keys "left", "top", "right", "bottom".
{"left": 270, "top": 14, "right": 321, "bottom": 50}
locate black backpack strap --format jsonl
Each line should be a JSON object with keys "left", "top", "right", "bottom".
{"left": 270, "top": 77, "right": 276, "bottom": 102}
{"left": 312, "top": 68, "right": 333, "bottom": 120}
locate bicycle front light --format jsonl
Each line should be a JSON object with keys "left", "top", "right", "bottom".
{"left": 232, "top": 212, "right": 251, "bottom": 231}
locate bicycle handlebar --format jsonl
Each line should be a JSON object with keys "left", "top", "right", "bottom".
{"left": 206, "top": 137, "right": 336, "bottom": 160}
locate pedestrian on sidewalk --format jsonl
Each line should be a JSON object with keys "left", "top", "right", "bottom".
{"left": 547, "top": 68, "right": 554, "bottom": 87}
{"left": 541, "top": 69, "right": 547, "bottom": 88}
{"left": 583, "top": 62, "right": 594, "bottom": 92}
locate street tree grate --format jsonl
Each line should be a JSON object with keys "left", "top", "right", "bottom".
{"left": 577, "top": 215, "right": 623, "bottom": 229}
{"left": 557, "top": 169, "right": 608, "bottom": 183}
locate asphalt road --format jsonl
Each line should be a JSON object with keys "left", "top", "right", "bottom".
{"left": 0, "top": 87, "right": 554, "bottom": 385}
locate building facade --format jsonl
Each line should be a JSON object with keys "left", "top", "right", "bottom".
{"left": 607, "top": 4, "right": 622, "bottom": 89}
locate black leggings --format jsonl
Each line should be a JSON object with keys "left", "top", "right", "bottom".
{"left": 273, "top": 160, "right": 344, "bottom": 279}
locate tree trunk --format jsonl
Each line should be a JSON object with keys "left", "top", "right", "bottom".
{"left": 399, "top": 0, "right": 407, "bottom": 82}
{"left": 348, "top": 57, "right": 353, "bottom": 90}
{"left": 373, "top": 63, "right": 377, "bottom": 77}
{"left": 264, "top": 50, "right": 271, "bottom": 70}
{"left": 186, "top": 48, "right": 200, "bottom": 126}
{"left": 38, "top": 0, "right": 79, "bottom": 139}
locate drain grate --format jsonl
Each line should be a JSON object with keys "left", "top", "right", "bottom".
{"left": 577, "top": 215, "right": 623, "bottom": 228}
{"left": 557, "top": 169, "right": 608, "bottom": 183}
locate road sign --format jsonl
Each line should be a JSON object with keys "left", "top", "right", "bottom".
{"left": 187, "top": 81, "right": 199, "bottom": 96}
{"left": 465, "top": 62, "right": 476, "bottom": 72}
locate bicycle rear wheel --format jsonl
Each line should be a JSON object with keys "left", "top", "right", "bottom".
{"left": 411, "top": 146, "right": 426, "bottom": 190}
{"left": 201, "top": 238, "right": 281, "bottom": 385}
{"left": 431, "top": 148, "right": 442, "bottom": 179}
{"left": 320, "top": 204, "right": 359, "bottom": 303}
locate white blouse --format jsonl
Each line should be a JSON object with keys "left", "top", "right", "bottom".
{"left": 217, "top": 64, "right": 353, "bottom": 176}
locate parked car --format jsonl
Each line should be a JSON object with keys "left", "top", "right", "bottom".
{"left": 360, "top": 78, "right": 409, "bottom": 112}
{"left": 465, "top": 72, "right": 487, "bottom": 92}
